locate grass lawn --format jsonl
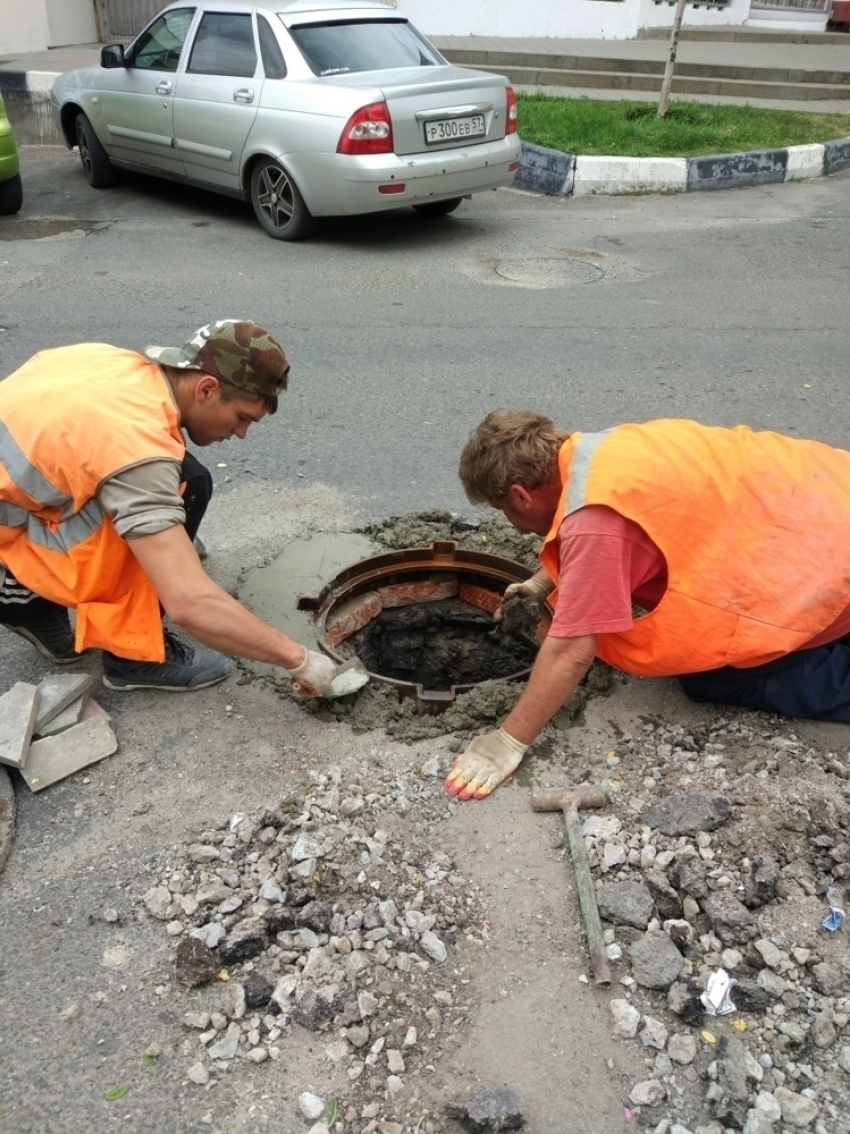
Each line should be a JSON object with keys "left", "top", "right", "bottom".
{"left": 516, "top": 92, "right": 850, "bottom": 157}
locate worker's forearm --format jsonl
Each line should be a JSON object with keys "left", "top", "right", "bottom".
{"left": 503, "top": 633, "right": 596, "bottom": 746}
{"left": 169, "top": 582, "right": 306, "bottom": 669}
{"left": 127, "top": 527, "right": 307, "bottom": 670}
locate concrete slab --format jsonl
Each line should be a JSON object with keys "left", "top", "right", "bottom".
{"left": 34, "top": 693, "right": 87, "bottom": 738}
{"left": 20, "top": 717, "right": 118, "bottom": 793}
{"left": 0, "top": 764, "right": 14, "bottom": 877}
{"left": 786, "top": 143, "right": 826, "bottom": 180}
{"left": 514, "top": 141, "right": 574, "bottom": 196}
{"left": 0, "top": 682, "right": 40, "bottom": 769}
{"left": 573, "top": 155, "right": 688, "bottom": 196}
{"left": 687, "top": 148, "right": 788, "bottom": 190}
{"left": 34, "top": 673, "right": 94, "bottom": 734}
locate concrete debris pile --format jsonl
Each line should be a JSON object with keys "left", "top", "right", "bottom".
{"left": 0, "top": 673, "right": 115, "bottom": 791}
{"left": 573, "top": 715, "right": 850, "bottom": 1134}
{"left": 142, "top": 761, "right": 482, "bottom": 1134}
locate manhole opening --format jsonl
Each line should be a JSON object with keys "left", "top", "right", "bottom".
{"left": 298, "top": 541, "right": 542, "bottom": 713}
{"left": 348, "top": 595, "right": 537, "bottom": 689}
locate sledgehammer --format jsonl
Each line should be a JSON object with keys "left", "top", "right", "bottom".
{"left": 531, "top": 784, "right": 612, "bottom": 987}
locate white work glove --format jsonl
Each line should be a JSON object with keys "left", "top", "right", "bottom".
{"left": 445, "top": 728, "right": 529, "bottom": 801}
{"left": 286, "top": 649, "right": 337, "bottom": 698}
{"left": 494, "top": 576, "right": 553, "bottom": 622}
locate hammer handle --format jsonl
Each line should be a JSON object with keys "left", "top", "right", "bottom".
{"left": 563, "top": 806, "right": 612, "bottom": 987}
{"left": 532, "top": 786, "right": 608, "bottom": 812}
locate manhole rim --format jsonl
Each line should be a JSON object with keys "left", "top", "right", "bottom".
{"left": 298, "top": 540, "right": 535, "bottom": 710}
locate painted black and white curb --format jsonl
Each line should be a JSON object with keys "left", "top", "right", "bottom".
{"left": 514, "top": 138, "right": 850, "bottom": 197}
{"left": 3, "top": 67, "right": 850, "bottom": 198}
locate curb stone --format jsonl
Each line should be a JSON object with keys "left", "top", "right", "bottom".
{"left": 516, "top": 138, "right": 850, "bottom": 197}
{"left": 0, "top": 765, "right": 15, "bottom": 878}
{"left": 2, "top": 68, "right": 849, "bottom": 197}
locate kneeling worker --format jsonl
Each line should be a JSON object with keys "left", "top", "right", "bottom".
{"left": 0, "top": 320, "right": 340, "bottom": 697}
{"left": 447, "top": 409, "right": 850, "bottom": 800}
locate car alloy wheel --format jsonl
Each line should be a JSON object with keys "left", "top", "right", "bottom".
{"left": 250, "top": 158, "right": 314, "bottom": 242}
{"left": 75, "top": 113, "right": 115, "bottom": 189}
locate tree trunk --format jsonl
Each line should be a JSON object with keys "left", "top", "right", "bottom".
{"left": 657, "top": 0, "right": 689, "bottom": 119}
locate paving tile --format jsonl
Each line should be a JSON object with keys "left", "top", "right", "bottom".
{"left": 34, "top": 694, "right": 87, "bottom": 738}
{"left": 0, "top": 764, "right": 15, "bottom": 877}
{"left": 0, "top": 682, "right": 40, "bottom": 769}
{"left": 21, "top": 717, "right": 118, "bottom": 793}
{"left": 33, "top": 673, "right": 94, "bottom": 734}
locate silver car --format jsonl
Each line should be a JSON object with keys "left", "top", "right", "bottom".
{"left": 51, "top": 0, "right": 521, "bottom": 240}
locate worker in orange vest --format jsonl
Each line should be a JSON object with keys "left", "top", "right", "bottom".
{"left": 0, "top": 320, "right": 341, "bottom": 696}
{"left": 447, "top": 409, "right": 850, "bottom": 801}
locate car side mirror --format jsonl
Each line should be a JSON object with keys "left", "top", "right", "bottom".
{"left": 100, "top": 44, "right": 126, "bottom": 69}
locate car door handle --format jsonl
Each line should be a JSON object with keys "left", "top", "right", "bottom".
{"left": 233, "top": 88, "right": 255, "bottom": 104}
{"left": 155, "top": 80, "right": 173, "bottom": 95}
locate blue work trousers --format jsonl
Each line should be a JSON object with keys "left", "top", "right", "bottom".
{"left": 679, "top": 639, "right": 850, "bottom": 722}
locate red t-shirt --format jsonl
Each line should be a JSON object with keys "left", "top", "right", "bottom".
{"left": 549, "top": 504, "right": 850, "bottom": 652}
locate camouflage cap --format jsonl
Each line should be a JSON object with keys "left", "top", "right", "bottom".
{"left": 146, "top": 320, "right": 289, "bottom": 412}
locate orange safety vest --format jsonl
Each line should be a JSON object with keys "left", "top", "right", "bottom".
{"left": 0, "top": 343, "right": 186, "bottom": 660}
{"left": 539, "top": 420, "right": 850, "bottom": 676}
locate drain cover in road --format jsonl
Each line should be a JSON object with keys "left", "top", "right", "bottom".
{"left": 495, "top": 256, "right": 603, "bottom": 288}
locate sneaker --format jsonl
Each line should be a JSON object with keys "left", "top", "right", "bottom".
{"left": 0, "top": 597, "right": 79, "bottom": 663}
{"left": 102, "top": 630, "right": 230, "bottom": 692}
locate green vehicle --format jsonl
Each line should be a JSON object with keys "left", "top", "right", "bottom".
{"left": 0, "top": 93, "right": 22, "bottom": 215}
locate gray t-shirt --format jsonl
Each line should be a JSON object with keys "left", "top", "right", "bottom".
{"left": 98, "top": 458, "right": 185, "bottom": 538}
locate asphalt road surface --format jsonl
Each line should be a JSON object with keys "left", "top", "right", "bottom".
{"left": 3, "top": 145, "right": 850, "bottom": 522}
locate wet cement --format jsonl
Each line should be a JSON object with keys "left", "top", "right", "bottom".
{"left": 237, "top": 513, "right": 609, "bottom": 741}
{"left": 365, "top": 508, "right": 542, "bottom": 571}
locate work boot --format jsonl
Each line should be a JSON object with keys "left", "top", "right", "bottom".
{"left": 0, "top": 597, "right": 79, "bottom": 663}
{"left": 102, "top": 629, "right": 230, "bottom": 692}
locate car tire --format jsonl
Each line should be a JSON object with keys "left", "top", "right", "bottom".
{"left": 412, "top": 197, "right": 463, "bottom": 217}
{"left": 75, "top": 113, "right": 115, "bottom": 189}
{"left": 250, "top": 159, "right": 314, "bottom": 241}
{"left": 0, "top": 172, "right": 22, "bottom": 215}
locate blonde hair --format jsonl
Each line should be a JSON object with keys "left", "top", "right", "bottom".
{"left": 459, "top": 410, "right": 568, "bottom": 504}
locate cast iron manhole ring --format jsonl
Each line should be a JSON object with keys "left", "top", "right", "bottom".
{"left": 495, "top": 257, "right": 603, "bottom": 288}
{"left": 298, "top": 541, "right": 539, "bottom": 713}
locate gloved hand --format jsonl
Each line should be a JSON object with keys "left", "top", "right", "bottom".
{"left": 286, "top": 649, "right": 338, "bottom": 698}
{"left": 445, "top": 728, "right": 529, "bottom": 801}
{"left": 494, "top": 577, "right": 552, "bottom": 622}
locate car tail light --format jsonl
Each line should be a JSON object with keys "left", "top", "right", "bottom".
{"left": 505, "top": 87, "right": 518, "bottom": 135}
{"left": 337, "top": 102, "right": 394, "bottom": 155}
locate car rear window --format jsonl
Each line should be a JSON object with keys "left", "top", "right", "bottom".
{"left": 287, "top": 19, "right": 444, "bottom": 78}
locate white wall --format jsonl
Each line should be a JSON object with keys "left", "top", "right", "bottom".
{"left": 398, "top": 0, "right": 642, "bottom": 39}
{"left": 0, "top": 0, "right": 97, "bottom": 54}
{"left": 46, "top": 0, "right": 98, "bottom": 46}
{"left": 0, "top": 0, "right": 51, "bottom": 54}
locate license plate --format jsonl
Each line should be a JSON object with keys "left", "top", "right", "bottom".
{"left": 423, "top": 114, "right": 486, "bottom": 145}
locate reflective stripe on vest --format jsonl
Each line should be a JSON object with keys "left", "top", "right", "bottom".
{"left": 0, "top": 343, "right": 186, "bottom": 661}
{"left": 566, "top": 430, "right": 612, "bottom": 515}
{"left": 0, "top": 419, "right": 105, "bottom": 552}
{"left": 540, "top": 421, "right": 850, "bottom": 677}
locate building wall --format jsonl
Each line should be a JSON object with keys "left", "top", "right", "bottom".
{"left": 0, "top": 0, "right": 97, "bottom": 54}
{"left": 0, "top": 0, "right": 51, "bottom": 53}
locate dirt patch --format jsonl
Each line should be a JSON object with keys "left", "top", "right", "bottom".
{"left": 346, "top": 597, "right": 537, "bottom": 688}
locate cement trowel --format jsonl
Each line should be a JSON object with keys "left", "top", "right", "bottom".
{"left": 325, "top": 657, "right": 370, "bottom": 698}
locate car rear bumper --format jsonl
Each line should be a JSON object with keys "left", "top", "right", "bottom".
{"left": 284, "top": 135, "right": 521, "bottom": 216}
